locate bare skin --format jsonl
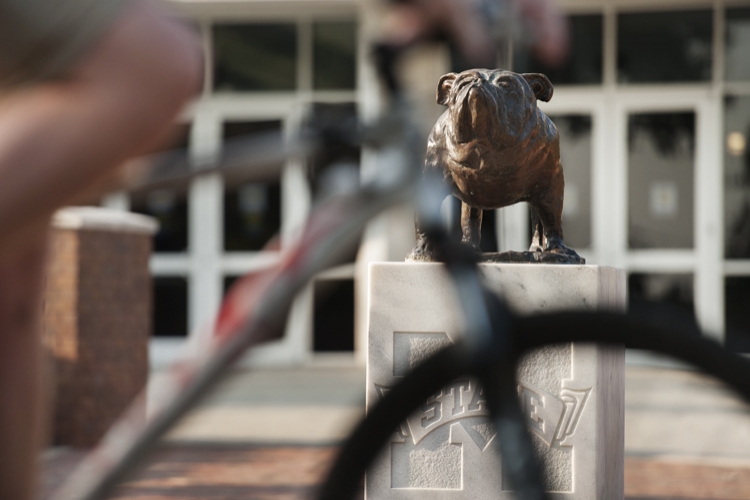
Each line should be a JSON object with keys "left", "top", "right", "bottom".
{"left": 0, "top": 1, "right": 202, "bottom": 498}
{"left": 381, "top": 0, "right": 569, "bottom": 69}
{"left": 0, "top": 224, "right": 49, "bottom": 500}
{"left": 0, "top": 0, "right": 201, "bottom": 243}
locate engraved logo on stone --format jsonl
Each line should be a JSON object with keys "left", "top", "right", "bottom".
{"left": 376, "top": 379, "right": 490, "bottom": 445}
{"left": 381, "top": 332, "right": 590, "bottom": 448}
{"left": 518, "top": 383, "right": 590, "bottom": 447}
{"left": 375, "top": 381, "right": 589, "bottom": 448}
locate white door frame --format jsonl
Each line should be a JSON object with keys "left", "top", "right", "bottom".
{"left": 613, "top": 87, "right": 723, "bottom": 339}
{"left": 538, "top": 89, "right": 607, "bottom": 265}
{"left": 540, "top": 85, "right": 723, "bottom": 340}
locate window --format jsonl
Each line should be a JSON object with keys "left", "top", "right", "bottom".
{"left": 480, "top": 209, "right": 498, "bottom": 253}
{"left": 723, "top": 96, "right": 750, "bottom": 258}
{"left": 313, "top": 279, "right": 355, "bottom": 351}
{"left": 618, "top": 10, "right": 712, "bottom": 83}
{"left": 132, "top": 188, "right": 189, "bottom": 253}
{"left": 313, "top": 21, "right": 357, "bottom": 90}
{"left": 627, "top": 112, "right": 695, "bottom": 249}
{"left": 628, "top": 273, "right": 697, "bottom": 337}
{"left": 153, "top": 277, "right": 188, "bottom": 337}
{"left": 307, "top": 103, "right": 360, "bottom": 197}
{"left": 514, "top": 14, "right": 603, "bottom": 85}
{"left": 224, "top": 275, "right": 240, "bottom": 295}
{"left": 549, "top": 115, "right": 592, "bottom": 249}
{"left": 629, "top": 273, "right": 694, "bottom": 310}
{"left": 725, "top": 277, "right": 750, "bottom": 352}
{"left": 131, "top": 123, "right": 191, "bottom": 253}
{"left": 223, "top": 121, "right": 283, "bottom": 252}
{"left": 224, "top": 183, "right": 281, "bottom": 251}
{"left": 213, "top": 24, "right": 297, "bottom": 91}
{"left": 725, "top": 8, "right": 750, "bottom": 82}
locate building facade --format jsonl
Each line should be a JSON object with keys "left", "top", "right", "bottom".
{"left": 110, "top": 0, "right": 750, "bottom": 365}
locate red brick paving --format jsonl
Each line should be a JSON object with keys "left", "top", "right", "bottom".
{"left": 40, "top": 445, "right": 356, "bottom": 500}
{"left": 625, "top": 458, "right": 750, "bottom": 500}
{"left": 39, "top": 445, "right": 750, "bottom": 500}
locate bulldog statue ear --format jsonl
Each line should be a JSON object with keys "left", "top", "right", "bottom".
{"left": 521, "top": 73, "right": 554, "bottom": 102}
{"left": 436, "top": 73, "right": 458, "bottom": 106}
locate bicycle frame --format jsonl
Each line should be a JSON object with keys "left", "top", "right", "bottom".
{"left": 52, "top": 6, "right": 750, "bottom": 500}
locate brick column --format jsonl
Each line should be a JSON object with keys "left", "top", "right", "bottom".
{"left": 42, "top": 207, "right": 157, "bottom": 447}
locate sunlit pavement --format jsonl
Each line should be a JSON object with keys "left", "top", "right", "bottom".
{"left": 40, "top": 365, "right": 750, "bottom": 500}
{"left": 162, "top": 367, "right": 366, "bottom": 445}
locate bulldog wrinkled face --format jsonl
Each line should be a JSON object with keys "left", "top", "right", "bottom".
{"left": 436, "top": 69, "right": 553, "bottom": 145}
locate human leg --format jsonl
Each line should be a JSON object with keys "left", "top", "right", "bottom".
{"left": 0, "top": 1, "right": 201, "bottom": 498}
{"left": 0, "top": 224, "right": 49, "bottom": 500}
{"left": 0, "top": 0, "right": 202, "bottom": 246}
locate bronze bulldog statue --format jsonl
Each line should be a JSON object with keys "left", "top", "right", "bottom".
{"left": 408, "top": 68, "right": 584, "bottom": 264}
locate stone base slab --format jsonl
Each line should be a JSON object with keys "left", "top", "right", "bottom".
{"left": 366, "top": 263, "right": 625, "bottom": 499}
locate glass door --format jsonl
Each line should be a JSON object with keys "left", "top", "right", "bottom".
{"left": 536, "top": 92, "right": 604, "bottom": 263}
{"left": 615, "top": 91, "right": 723, "bottom": 339}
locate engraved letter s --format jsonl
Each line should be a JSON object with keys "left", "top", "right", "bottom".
{"left": 421, "top": 393, "right": 442, "bottom": 428}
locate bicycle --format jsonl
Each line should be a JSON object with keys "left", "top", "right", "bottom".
{"left": 52, "top": 2, "right": 750, "bottom": 499}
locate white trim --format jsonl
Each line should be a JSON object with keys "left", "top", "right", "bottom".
{"left": 197, "top": 95, "right": 297, "bottom": 117}
{"left": 611, "top": 96, "right": 628, "bottom": 269}
{"left": 189, "top": 173, "right": 223, "bottom": 332}
{"left": 151, "top": 255, "right": 191, "bottom": 274}
{"left": 497, "top": 203, "right": 529, "bottom": 253}
{"left": 167, "top": 0, "right": 360, "bottom": 21}
{"left": 625, "top": 349, "right": 696, "bottom": 370}
{"left": 306, "top": 351, "right": 359, "bottom": 367}
{"left": 724, "top": 260, "right": 750, "bottom": 275}
{"left": 624, "top": 251, "right": 696, "bottom": 272}
{"left": 186, "top": 110, "right": 223, "bottom": 334}
{"left": 558, "top": 0, "right": 715, "bottom": 10}
{"left": 608, "top": 1, "right": 713, "bottom": 13}
{"left": 316, "top": 263, "right": 355, "bottom": 280}
{"left": 101, "top": 191, "right": 130, "bottom": 211}
{"left": 149, "top": 338, "right": 188, "bottom": 370}
{"left": 220, "top": 252, "right": 281, "bottom": 274}
{"left": 695, "top": 97, "right": 725, "bottom": 339}
{"left": 353, "top": 0, "right": 384, "bottom": 366}
{"left": 53, "top": 207, "right": 158, "bottom": 234}
{"left": 612, "top": 87, "right": 714, "bottom": 107}
{"left": 190, "top": 107, "right": 221, "bottom": 167}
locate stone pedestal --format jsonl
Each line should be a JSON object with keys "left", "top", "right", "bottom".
{"left": 42, "top": 207, "right": 157, "bottom": 447}
{"left": 366, "top": 263, "right": 625, "bottom": 499}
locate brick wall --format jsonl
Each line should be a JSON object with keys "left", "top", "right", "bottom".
{"left": 42, "top": 208, "right": 156, "bottom": 447}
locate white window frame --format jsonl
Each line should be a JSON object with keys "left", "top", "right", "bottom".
{"left": 132, "top": 6, "right": 366, "bottom": 366}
